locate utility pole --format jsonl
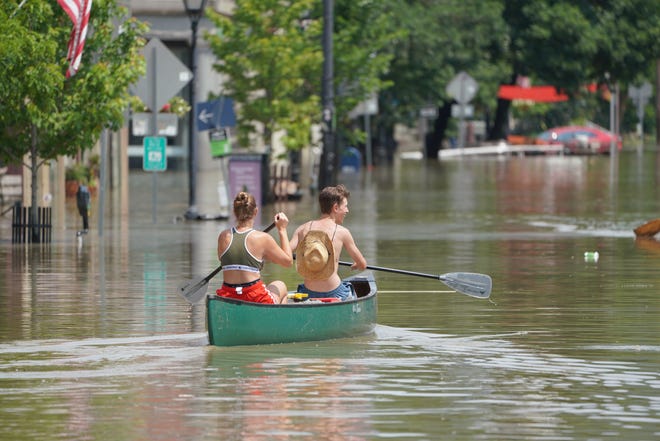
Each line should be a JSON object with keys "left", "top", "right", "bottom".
{"left": 318, "top": 0, "right": 335, "bottom": 190}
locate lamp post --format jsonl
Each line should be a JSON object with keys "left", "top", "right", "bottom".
{"left": 183, "top": 0, "right": 207, "bottom": 219}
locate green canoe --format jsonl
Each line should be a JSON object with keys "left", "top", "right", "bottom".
{"left": 206, "top": 272, "right": 377, "bottom": 346}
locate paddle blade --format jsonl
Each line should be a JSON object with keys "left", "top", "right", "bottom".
{"left": 439, "top": 272, "right": 492, "bottom": 299}
{"left": 177, "top": 275, "right": 209, "bottom": 304}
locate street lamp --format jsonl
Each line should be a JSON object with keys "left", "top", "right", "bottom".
{"left": 183, "top": 0, "right": 208, "bottom": 219}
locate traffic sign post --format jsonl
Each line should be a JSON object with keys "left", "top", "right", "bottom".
{"left": 143, "top": 136, "right": 167, "bottom": 223}
{"left": 130, "top": 38, "right": 192, "bottom": 223}
{"left": 143, "top": 136, "right": 167, "bottom": 171}
{"left": 446, "top": 72, "right": 478, "bottom": 104}
{"left": 628, "top": 82, "right": 653, "bottom": 140}
{"left": 348, "top": 94, "right": 378, "bottom": 168}
{"left": 209, "top": 128, "right": 232, "bottom": 217}
{"left": 131, "top": 38, "right": 192, "bottom": 115}
{"left": 446, "top": 71, "right": 478, "bottom": 149}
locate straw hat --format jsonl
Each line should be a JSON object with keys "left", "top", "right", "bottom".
{"left": 296, "top": 230, "right": 335, "bottom": 280}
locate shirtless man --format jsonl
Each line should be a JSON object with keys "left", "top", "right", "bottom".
{"left": 290, "top": 185, "right": 367, "bottom": 300}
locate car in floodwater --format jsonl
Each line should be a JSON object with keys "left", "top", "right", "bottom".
{"left": 535, "top": 125, "right": 622, "bottom": 154}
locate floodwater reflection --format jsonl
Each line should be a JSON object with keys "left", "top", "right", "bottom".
{"left": 204, "top": 344, "right": 374, "bottom": 440}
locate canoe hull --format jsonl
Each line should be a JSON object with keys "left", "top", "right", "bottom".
{"left": 206, "top": 273, "right": 377, "bottom": 346}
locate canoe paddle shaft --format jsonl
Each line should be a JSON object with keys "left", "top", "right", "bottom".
{"left": 338, "top": 261, "right": 492, "bottom": 299}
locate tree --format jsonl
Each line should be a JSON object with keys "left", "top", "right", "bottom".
{"left": 331, "top": 0, "right": 399, "bottom": 150}
{"left": 205, "top": 0, "right": 397, "bottom": 157}
{"left": 206, "top": 0, "right": 322, "bottom": 152}
{"left": 371, "top": 0, "right": 660, "bottom": 151}
{"left": 0, "top": 0, "right": 146, "bottom": 239}
{"left": 490, "top": 0, "right": 660, "bottom": 140}
{"left": 379, "top": 0, "right": 507, "bottom": 157}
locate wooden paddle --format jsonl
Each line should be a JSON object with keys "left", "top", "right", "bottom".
{"left": 178, "top": 222, "right": 276, "bottom": 304}
{"left": 634, "top": 218, "right": 660, "bottom": 238}
{"left": 338, "top": 261, "right": 492, "bottom": 299}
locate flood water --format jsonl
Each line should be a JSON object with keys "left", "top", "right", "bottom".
{"left": 1, "top": 149, "right": 659, "bottom": 440}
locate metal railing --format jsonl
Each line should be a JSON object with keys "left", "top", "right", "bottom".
{"left": 11, "top": 203, "right": 52, "bottom": 244}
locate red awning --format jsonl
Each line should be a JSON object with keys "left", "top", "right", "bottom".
{"left": 497, "top": 85, "right": 568, "bottom": 102}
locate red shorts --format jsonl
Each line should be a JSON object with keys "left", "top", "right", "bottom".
{"left": 216, "top": 280, "right": 279, "bottom": 304}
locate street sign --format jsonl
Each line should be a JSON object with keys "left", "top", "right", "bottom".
{"left": 131, "top": 38, "right": 192, "bottom": 114}
{"left": 446, "top": 72, "right": 478, "bottom": 150}
{"left": 348, "top": 94, "right": 379, "bottom": 119}
{"left": 628, "top": 81, "right": 653, "bottom": 101}
{"left": 420, "top": 106, "right": 438, "bottom": 118}
{"left": 446, "top": 71, "right": 478, "bottom": 104}
{"left": 132, "top": 113, "right": 179, "bottom": 137}
{"left": 210, "top": 128, "right": 231, "bottom": 157}
{"left": 196, "top": 98, "right": 237, "bottom": 131}
{"left": 628, "top": 82, "right": 653, "bottom": 120}
{"left": 143, "top": 136, "right": 167, "bottom": 171}
{"left": 451, "top": 104, "right": 474, "bottom": 118}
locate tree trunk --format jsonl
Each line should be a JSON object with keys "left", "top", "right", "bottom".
{"left": 488, "top": 73, "right": 517, "bottom": 142}
{"left": 424, "top": 101, "right": 452, "bottom": 159}
{"left": 488, "top": 97, "right": 512, "bottom": 141}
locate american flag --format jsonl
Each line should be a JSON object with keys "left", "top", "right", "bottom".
{"left": 58, "top": 0, "right": 93, "bottom": 77}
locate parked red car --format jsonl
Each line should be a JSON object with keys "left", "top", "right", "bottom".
{"left": 535, "top": 125, "right": 622, "bottom": 154}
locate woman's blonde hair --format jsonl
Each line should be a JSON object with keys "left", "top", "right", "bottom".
{"left": 233, "top": 191, "right": 257, "bottom": 222}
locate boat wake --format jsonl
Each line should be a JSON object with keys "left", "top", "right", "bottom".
{"left": 528, "top": 220, "right": 635, "bottom": 238}
{"left": 368, "top": 325, "right": 660, "bottom": 428}
{"left": 0, "top": 333, "right": 208, "bottom": 382}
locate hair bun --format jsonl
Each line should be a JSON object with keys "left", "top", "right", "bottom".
{"left": 237, "top": 192, "right": 248, "bottom": 203}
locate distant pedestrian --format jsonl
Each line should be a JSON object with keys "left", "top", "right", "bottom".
{"left": 76, "top": 184, "right": 91, "bottom": 232}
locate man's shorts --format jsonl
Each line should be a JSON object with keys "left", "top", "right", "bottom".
{"left": 216, "top": 279, "right": 279, "bottom": 304}
{"left": 295, "top": 281, "right": 356, "bottom": 301}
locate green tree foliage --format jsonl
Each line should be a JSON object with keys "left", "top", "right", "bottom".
{"left": 1, "top": 2, "right": 63, "bottom": 160}
{"left": 1, "top": 0, "right": 147, "bottom": 162}
{"left": 380, "top": 0, "right": 507, "bottom": 155}
{"left": 494, "top": 0, "right": 660, "bottom": 139}
{"left": 206, "top": 0, "right": 322, "bottom": 151}
{"left": 383, "top": 0, "right": 506, "bottom": 123}
{"left": 331, "top": 0, "right": 399, "bottom": 145}
{"left": 374, "top": 0, "right": 660, "bottom": 147}
{"left": 591, "top": 0, "right": 660, "bottom": 87}
{"left": 0, "top": 0, "right": 147, "bottom": 212}
{"left": 206, "top": 0, "right": 396, "bottom": 152}
{"left": 504, "top": 0, "right": 599, "bottom": 92}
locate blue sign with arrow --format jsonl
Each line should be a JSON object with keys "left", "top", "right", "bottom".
{"left": 196, "top": 98, "right": 236, "bottom": 131}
